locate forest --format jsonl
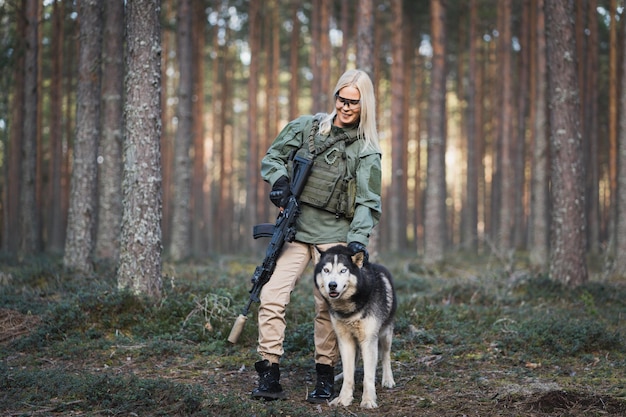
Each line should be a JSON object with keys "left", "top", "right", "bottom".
{"left": 0, "top": 1, "right": 625, "bottom": 416}
{"left": 0, "top": 0, "right": 625, "bottom": 286}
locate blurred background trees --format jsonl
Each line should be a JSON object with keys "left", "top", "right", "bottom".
{"left": 1, "top": 0, "right": 625, "bottom": 287}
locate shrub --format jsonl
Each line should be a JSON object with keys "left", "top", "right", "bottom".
{"left": 498, "top": 315, "right": 623, "bottom": 357}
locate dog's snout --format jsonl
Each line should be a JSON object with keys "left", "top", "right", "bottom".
{"left": 328, "top": 281, "right": 337, "bottom": 291}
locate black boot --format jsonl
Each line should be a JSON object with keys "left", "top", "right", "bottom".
{"left": 252, "top": 360, "right": 286, "bottom": 400}
{"left": 307, "top": 363, "right": 335, "bottom": 403}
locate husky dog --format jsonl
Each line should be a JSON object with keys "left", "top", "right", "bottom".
{"left": 314, "top": 245, "right": 397, "bottom": 409}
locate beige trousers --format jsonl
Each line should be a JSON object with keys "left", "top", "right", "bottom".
{"left": 257, "top": 241, "right": 342, "bottom": 366}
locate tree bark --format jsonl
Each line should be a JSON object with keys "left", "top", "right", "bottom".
{"left": 545, "top": 0, "right": 588, "bottom": 286}
{"left": 20, "top": 0, "right": 41, "bottom": 255}
{"left": 614, "top": 5, "right": 626, "bottom": 276}
{"left": 389, "top": 0, "right": 406, "bottom": 251}
{"left": 585, "top": 0, "right": 600, "bottom": 254}
{"left": 608, "top": 0, "right": 618, "bottom": 247}
{"left": 288, "top": 1, "right": 301, "bottom": 120}
{"left": 356, "top": 0, "right": 374, "bottom": 78}
{"left": 319, "top": 0, "right": 331, "bottom": 107}
{"left": 159, "top": 0, "right": 173, "bottom": 249}
{"left": 496, "top": 0, "right": 515, "bottom": 251}
{"left": 514, "top": 0, "right": 530, "bottom": 249}
{"left": 96, "top": 0, "right": 124, "bottom": 261}
{"left": 463, "top": 0, "right": 479, "bottom": 252}
{"left": 169, "top": 0, "right": 193, "bottom": 261}
{"left": 191, "top": 0, "right": 207, "bottom": 256}
{"left": 218, "top": 39, "right": 233, "bottom": 251}
{"left": 424, "top": 0, "right": 447, "bottom": 263}
{"left": 47, "top": 0, "right": 65, "bottom": 254}
{"left": 579, "top": 0, "right": 601, "bottom": 254}
{"left": 529, "top": 0, "right": 550, "bottom": 268}
{"left": 117, "top": 0, "right": 163, "bottom": 299}
{"left": 246, "top": 0, "right": 261, "bottom": 250}
{"left": 63, "top": 0, "right": 103, "bottom": 273}
{"left": 4, "top": 0, "right": 26, "bottom": 254}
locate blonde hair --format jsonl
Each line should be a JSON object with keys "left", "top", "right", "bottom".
{"left": 319, "top": 69, "right": 380, "bottom": 153}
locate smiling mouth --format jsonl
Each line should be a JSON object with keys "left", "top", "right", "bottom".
{"left": 328, "top": 291, "right": 340, "bottom": 298}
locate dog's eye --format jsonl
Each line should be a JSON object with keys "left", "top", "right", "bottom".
{"left": 323, "top": 267, "right": 330, "bottom": 274}
{"left": 340, "top": 268, "right": 348, "bottom": 274}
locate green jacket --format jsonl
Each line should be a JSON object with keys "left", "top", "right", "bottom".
{"left": 261, "top": 115, "right": 382, "bottom": 246}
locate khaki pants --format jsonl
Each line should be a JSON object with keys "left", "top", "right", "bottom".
{"left": 257, "top": 241, "right": 342, "bottom": 366}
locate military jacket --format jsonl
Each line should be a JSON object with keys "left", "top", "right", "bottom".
{"left": 261, "top": 114, "right": 382, "bottom": 246}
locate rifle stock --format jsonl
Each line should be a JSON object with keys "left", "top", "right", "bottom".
{"left": 228, "top": 156, "right": 313, "bottom": 344}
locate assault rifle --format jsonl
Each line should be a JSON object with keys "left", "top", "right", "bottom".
{"left": 227, "top": 154, "right": 314, "bottom": 344}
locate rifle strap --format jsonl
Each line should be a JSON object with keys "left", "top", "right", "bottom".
{"left": 307, "top": 118, "right": 321, "bottom": 154}
{"left": 306, "top": 117, "right": 357, "bottom": 156}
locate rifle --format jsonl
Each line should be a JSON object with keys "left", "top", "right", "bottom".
{"left": 227, "top": 154, "right": 314, "bottom": 344}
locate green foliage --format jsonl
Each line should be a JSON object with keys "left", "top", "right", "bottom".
{"left": 498, "top": 314, "right": 623, "bottom": 357}
{"left": 283, "top": 321, "right": 315, "bottom": 357}
{"left": 0, "top": 365, "right": 204, "bottom": 415}
{"left": 1, "top": 253, "right": 625, "bottom": 416}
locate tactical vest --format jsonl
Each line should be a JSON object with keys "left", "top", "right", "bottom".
{"left": 289, "top": 116, "right": 358, "bottom": 219}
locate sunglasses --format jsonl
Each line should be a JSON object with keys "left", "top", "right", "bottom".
{"left": 335, "top": 93, "right": 361, "bottom": 108}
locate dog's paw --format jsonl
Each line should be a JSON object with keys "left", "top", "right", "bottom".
{"left": 330, "top": 395, "right": 353, "bottom": 407}
{"left": 360, "top": 398, "right": 378, "bottom": 409}
{"left": 382, "top": 376, "right": 396, "bottom": 388}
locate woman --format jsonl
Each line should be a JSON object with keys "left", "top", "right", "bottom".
{"left": 252, "top": 69, "right": 382, "bottom": 403}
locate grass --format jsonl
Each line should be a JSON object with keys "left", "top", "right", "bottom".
{"left": 0, "top": 251, "right": 625, "bottom": 416}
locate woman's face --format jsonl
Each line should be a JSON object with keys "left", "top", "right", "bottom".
{"left": 334, "top": 86, "right": 361, "bottom": 128}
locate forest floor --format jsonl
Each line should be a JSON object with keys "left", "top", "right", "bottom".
{"left": 0, "top": 250, "right": 625, "bottom": 416}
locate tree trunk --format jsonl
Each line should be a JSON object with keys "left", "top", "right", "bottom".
{"left": 4, "top": 0, "right": 26, "bottom": 254}
{"left": 514, "top": 0, "right": 530, "bottom": 249}
{"left": 310, "top": 0, "right": 321, "bottom": 111}
{"left": 20, "top": 0, "right": 41, "bottom": 255}
{"left": 117, "top": 0, "right": 163, "bottom": 299}
{"left": 210, "top": 16, "right": 222, "bottom": 251}
{"left": 585, "top": 0, "right": 600, "bottom": 254}
{"left": 218, "top": 44, "right": 233, "bottom": 251}
{"left": 96, "top": 0, "right": 124, "bottom": 261}
{"left": 608, "top": 0, "right": 618, "bottom": 247}
{"left": 529, "top": 0, "right": 550, "bottom": 268}
{"left": 544, "top": 0, "right": 588, "bottom": 286}
{"left": 402, "top": 3, "right": 413, "bottom": 250}
{"left": 160, "top": 0, "right": 174, "bottom": 249}
{"left": 63, "top": 0, "right": 103, "bottom": 273}
{"left": 245, "top": 0, "right": 261, "bottom": 250}
{"left": 339, "top": 0, "right": 350, "bottom": 74}
{"left": 424, "top": 0, "right": 447, "bottom": 263}
{"left": 356, "top": 0, "right": 374, "bottom": 78}
{"left": 47, "top": 0, "right": 65, "bottom": 254}
{"left": 319, "top": 0, "right": 331, "bottom": 107}
{"left": 261, "top": 0, "right": 279, "bottom": 225}
{"left": 614, "top": 6, "right": 626, "bottom": 276}
{"left": 412, "top": 51, "right": 426, "bottom": 252}
{"left": 169, "top": 0, "right": 193, "bottom": 261}
{"left": 191, "top": 0, "right": 207, "bottom": 256}
{"left": 496, "top": 0, "right": 515, "bottom": 251}
{"left": 62, "top": 7, "right": 78, "bottom": 252}
{"left": 389, "top": 0, "right": 406, "bottom": 251}
{"left": 288, "top": 2, "right": 301, "bottom": 121}
{"left": 463, "top": 0, "right": 479, "bottom": 252}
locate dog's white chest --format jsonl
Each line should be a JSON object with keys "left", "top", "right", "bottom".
{"left": 332, "top": 314, "right": 377, "bottom": 343}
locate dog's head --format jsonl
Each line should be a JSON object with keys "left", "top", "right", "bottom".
{"left": 314, "top": 245, "right": 364, "bottom": 301}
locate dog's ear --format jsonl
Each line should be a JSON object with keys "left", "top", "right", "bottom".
{"left": 313, "top": 245, "right": 324, "bottom": 264}
{"left": 351, "top": 252, "right": 365, "bottom": 268}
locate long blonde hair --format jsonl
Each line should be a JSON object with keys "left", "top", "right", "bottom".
{"left": 319, "top": 69, "right": 380, "bottom": 154}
